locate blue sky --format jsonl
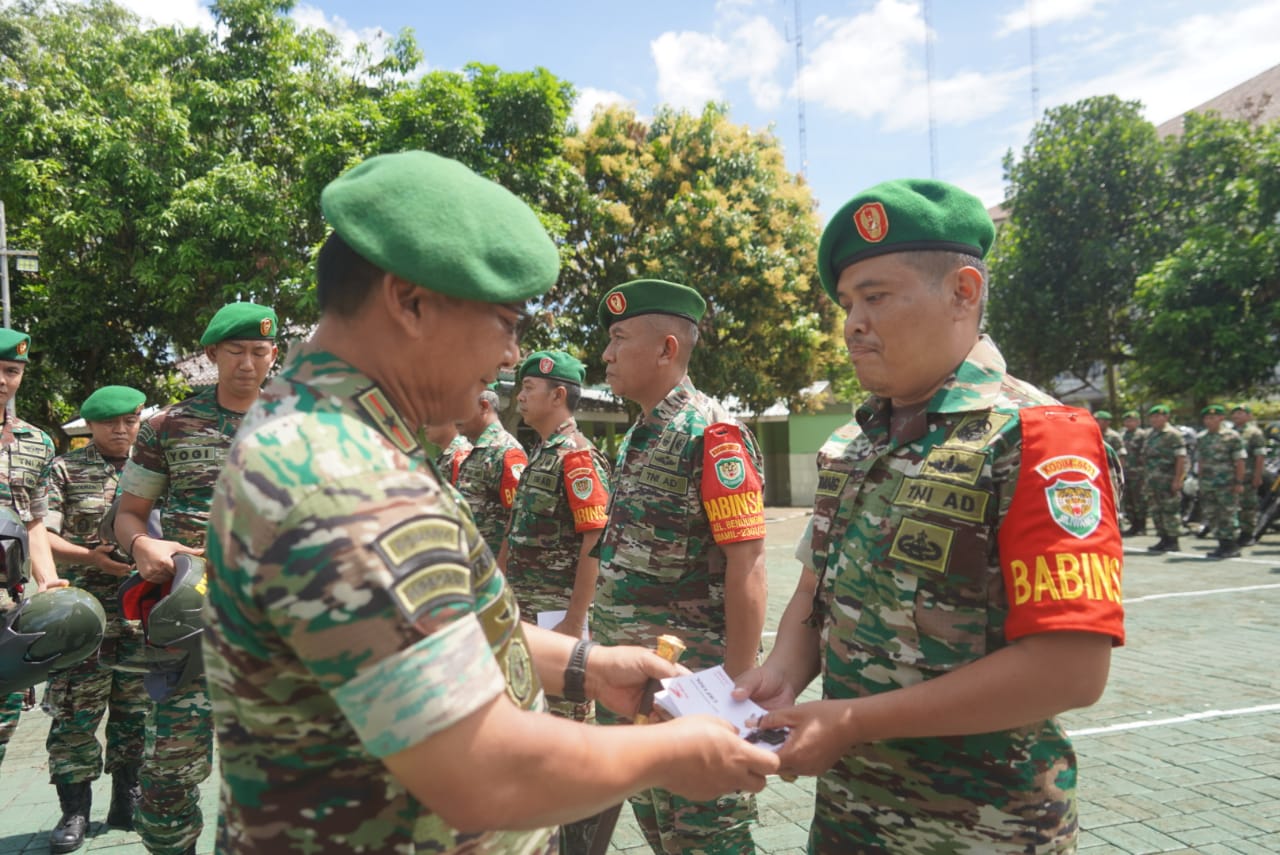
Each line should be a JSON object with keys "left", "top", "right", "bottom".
{"left": 113, "top": 0, "right": 1280, "bottom": 218}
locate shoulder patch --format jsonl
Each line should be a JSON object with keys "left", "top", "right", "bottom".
{"left": 373, "top": 515, "right": 473, "bottom": 627}
{"left": 563, "top": 448, "right": 608, "bottom": 532}
{"left": 700, "top": 422, "right": 764, "bottom": 544}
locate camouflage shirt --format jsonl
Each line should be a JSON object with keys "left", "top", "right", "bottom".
{"left": 1239, "top": 422, "right": 1267, "bottom": 466}
{"left": 455, "top": 422, "right": 527, "bottom": 551}
{"left": 594, "top": 378, "right": 765, "bottom": 668}
{"left": 46, "top": 443, "right": 132, "bottom": 634}
{"left": 796, "top": 337, "right": 1125, "bottom": 853}
{"left": 119, "top": 385, "right": 244, "bottom": 547}
{"left": 1141, "top": 424, "right": 1187, "bottom": 485}
{"left": 1, "top": 414, "right": 54, "bottom": 524}
{"left": 1122, "top": 427, "right": 1149, "bottom": 472}
{"left": 505, "top": 417, "right": 611, "bottom": 620}
{"left": 1196, "top": 427, "right": 1245, "bottom": 488}
{"left": 0, "top": 414, "right": 54, "bottom": 609}
{"left": 1103, "top": 427, "right": 1126, "bottom": 459}
{"left": 434, "top": 434, "right": 472, "bottom": 486}
{"left": 204, "top": 342, "right": 552, "bottom": 855}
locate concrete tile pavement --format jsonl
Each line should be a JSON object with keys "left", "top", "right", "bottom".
{"left": 2, "top": 511, "right": 1277, "bottom": 854}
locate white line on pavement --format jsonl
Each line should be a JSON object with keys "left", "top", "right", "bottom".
{"left": 1069, "top": 703, "right": 1280, "bottom": 737}
{"left": 1125, "top": 583, "right": 1280, "bottom": 603}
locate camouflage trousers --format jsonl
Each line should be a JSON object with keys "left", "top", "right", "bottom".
{"left": 1200, "top": 486, "right": 1240, "bottom": 540}
{"left": 629, "top": 788, "right": 757, "bottom": 855}
{"left": 1240, "top": 479, "right": 1260, "bottom": 536}
{"left": 0, "top": 689, "right": 23, "bottom": 769}
{"left": 137, "top": 681, "right": 213, "bottom": 855}
{"left": 1123, "top": 471, "right": 1146, "bottom": 523}
{"left": 1145, "top": 479, "right": 1182, "bottom": 538}
{"left": 44, "top": 637, "right": 149, "bottom": 784}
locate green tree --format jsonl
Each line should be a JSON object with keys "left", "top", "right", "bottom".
{"left": 558, "top": 104, "right": 843, "bottom": 414}
{"left": 988, "top": 96, "right": 1168, "bottom": 404}
{"left": 1130, "top": 113, "right": 1280, "bottom": 404}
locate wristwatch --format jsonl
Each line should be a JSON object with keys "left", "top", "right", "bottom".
{"left": 562, "top": 639, "right": 597, "bottom": 704}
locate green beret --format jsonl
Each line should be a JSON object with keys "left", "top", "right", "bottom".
{"left": 519, "top": 350, "right": 585, "bottom": 386}
{"left": 1201, "top": 404, "right": 1226, "bottom": 416}
{"left": 1094, "top": 410, "right": 1112, "bottom": 420}
{"left": 817, "top": 178, "right": 995, "bottom": 301}
{"left": 1148, "top": 404, "right": 1170, "bottom": 415}
{"left": 0, "top": 328, "right": 32, "bottom": 362}
{"left": 200, "top": 302, "right": 278, "bottom": 346}
{"left": 1231, "top": 403, "right": 1250, "bottom": 414}
{"left": 80, "top": 386, "right": 145, "bottom": 421}
{"left": 598, "top": 279, "right": 706, "bottom": 329}
{"left": 321, "top": 151, "right": 558, "bottom": 303}
{"left": 1122, "top": 410, "right": 1139, "bottom": 419}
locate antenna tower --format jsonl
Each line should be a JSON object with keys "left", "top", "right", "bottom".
{"left": 791, "top": 0, "right": 808, "bottom": 177}
{"left": 923, "top": 0, "right": 938, "bottom": 178}
{"left": 1029, "top": 0, "right": 1041, "bottom": 119}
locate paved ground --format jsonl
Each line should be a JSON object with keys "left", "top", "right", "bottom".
{"left": 2, "top": 511, "right": 1278, "bottom": 854}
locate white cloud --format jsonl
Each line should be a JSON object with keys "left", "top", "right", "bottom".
{"left": 997, "top": 0, "right": 1104, "bottom": 38}
{"left": 1050, "top": 1, "right": 1280, "bottom": 125}
{"left": 651, "top": 15, "right": 787, "bottom": 112}
{"left": 291, "top": 4, "right": 393, "bottom": 65}
{"left": 572, "top": 87, "right": 632, "bottom": 131}
{"left": 100, "top": 0, "right": 214, "bottom": 30}
{"left": 799, "top": 0, "right": 1022, "bottom": 132}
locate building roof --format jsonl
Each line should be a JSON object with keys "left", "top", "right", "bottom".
{"left": 1156, "top": 62, "right": 1280, "bottom": 138}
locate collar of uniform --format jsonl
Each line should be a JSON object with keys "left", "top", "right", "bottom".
{"left": 855, "top": 335, "right": 1007, "bottom": 433}
{"left": 4, "top": 413, "right": 36, "bottom": 435}
{"left": 473, "top": 421, "right": 506, "bottom": 448}
{"left": 280, "top": 341, "right": 421, "bottom": 456}
{"left": 545, "top": 417, "right": 578, "bottom": 447}
{"left": 645, "top": 376, "right": 696, "bottom": 426}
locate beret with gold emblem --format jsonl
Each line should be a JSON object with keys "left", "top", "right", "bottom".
{"left": 1094, "top": 410, "right": 1112, "bottom": 420}
{"left": 200, "top": 302, "right": 278, "bottom": 346}
{"left": 0, "top": 328, "right": 31, "bottom": 362}
{"left": 817, "top": 178, "right": 996, "bottom": 301}
{"left": 518, "top": 350, "right": 585, "bottom": 386}
{"left": 321, "top": 151, "right": 559, "bottom": 303}
{"left": 1200, "top": 404, "right": 1226, "bottom": 416}
{"left": 81, "top": 386, "right": 146, "bottom": 422}
{"left": 1148, "top": 404, "right": 1170, "bottom": 415}
{"left": 598, "top": 279, "right": 706, "bottom": 329}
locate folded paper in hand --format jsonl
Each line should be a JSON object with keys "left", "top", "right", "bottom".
{"left": 652, "top": 665, "right": 786, "bottom": 752}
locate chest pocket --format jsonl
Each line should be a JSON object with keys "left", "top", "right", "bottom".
{"left": 608, "top": 429, "right": 695, "bottom": 581}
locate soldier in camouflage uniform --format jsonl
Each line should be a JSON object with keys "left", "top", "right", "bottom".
{"left": 1231, "top": 405, "right": 1266, "bottom": 546}
{"left": 1141, "top": 405, "right": 1187, "bottom": 553}
{"left": 500, "top": 350, "right": 611, "bottom": 855}
{"left": 0, "top": 327, "right": 66, "bottom": 771}
{"left": 740, "top": 180, "right": 1125, "bottom": 854}
{"left": 1120, "top": 410, "right": 1148, "bottom": 535}
{"left": 42, "top": 386, "right": 150, "bottom": 852}
{"left": 1196, "top": 404, "right": 1246, "bottom": 559}
{"left": 426, "top": 422, "right": 472, "bottom": 486}
{"left": 202, "top": 151, "right": 776, "bottom": 855}
{"left": 1094, "top": 411, "right": 1126, "bottom": 464}
{"left": 456, "top": 387, "right": 527, "bottom": 549}
{"left": 596, "top": 279, "right": 768, "bottom": 855}
{"left": 114, "top": 303, "right": 278, "bottom": 855}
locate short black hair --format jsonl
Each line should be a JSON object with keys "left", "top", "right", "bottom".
{"left": 316, "top": 231, "right": 384, "bottom": 317}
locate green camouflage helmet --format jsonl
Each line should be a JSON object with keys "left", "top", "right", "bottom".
{"left": 0, "top": 588, "right": 107, "bottom": 694}
{"left": 117, "top": 554, "right": 207, "bottom": 699}
{"left": 0, "top": 507, "right": 29, "bottom": 595}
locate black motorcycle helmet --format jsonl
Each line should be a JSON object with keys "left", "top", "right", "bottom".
{"left": 0, "top": 507, "right": 30, "bottom": 594}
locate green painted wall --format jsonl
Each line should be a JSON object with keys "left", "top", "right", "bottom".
{"left": 789, "top": 413, "right": 853, "bottom": 453}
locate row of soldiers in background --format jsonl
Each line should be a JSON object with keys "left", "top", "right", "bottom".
{"left": 0, "top": 303, "right": 279, "bottom": 855}
{"left": 1097, "top": 403, "right": 1270, "bottom": 558}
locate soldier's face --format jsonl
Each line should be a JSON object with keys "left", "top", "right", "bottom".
{"left": 1203, "top": 413, "right": 1224, "bottom": 431}
{"left": 0, "top": 361, "right": 25, "bottom": 409}
{"left": 1124, "top": 417, "right": 1139, "bottom": 430}
{"left": 1231, "top": 411, "right": 1248, "bottom": 428}
{"left": 602, "top": 317, "right": 665, "bottom": 401}
{"left": 516, "top": 377, "right": 557, "bottom": 427}
{"left": 835, "top": 254, "right": 979, "bottom": 406}
{"left": 422, "top": 295, "right": 525, "bottom": 422}
{"left": 209, "top": 340, "right": 277, "bottom": 398}
{"left": 1149, "top": 413, "right": 1168, "bottom": 429}
{"left": 88, "top": 414, "right": 142, "bottom": 458}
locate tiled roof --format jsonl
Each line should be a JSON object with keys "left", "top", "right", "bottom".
{"left": 1156, "top": 62, "right": 1280, "bottom": 137}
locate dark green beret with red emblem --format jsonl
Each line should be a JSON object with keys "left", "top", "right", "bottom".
{"left": 519, "top": 350, "right": 585, "bottom": 386}
{"left": 321, "top": 151, "right": 559, "bottom": 303}
{"left": 0, "top": 328, "right": 31, "bottom": 362}
{"left": 80, "top": 386, "right": 145, "bottom": 421}
{"left": 817, "top": 178, "right": 996, "bottom": 301}
{"left": 200, "top": 302, "right": 278, "bottom": 346}
{"left": 598, "top": 279, "right": 706, "bottom": 328}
